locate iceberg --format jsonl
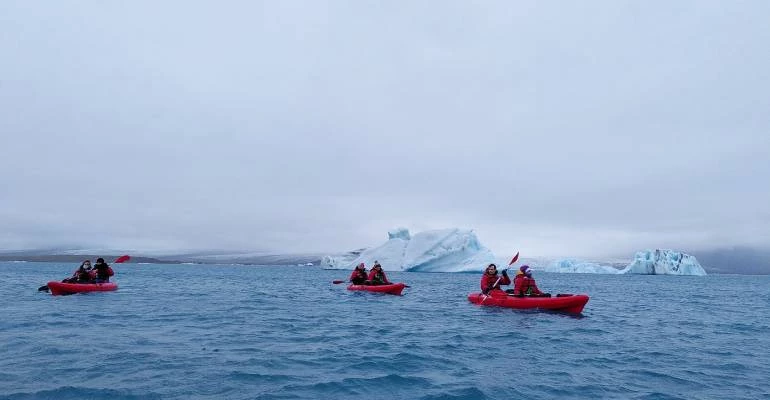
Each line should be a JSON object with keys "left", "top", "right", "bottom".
{"left": 320, "top": 251, "right": 362, "bottom": 270}
{"left": 544, "top": 250, "right": 706, "bottom": 275}
{"left": 321, "top": 228, "right": 495, "bottom": 272}
{"left": 545, "top": 259, "right": 620, "bottom": 274}
{"left": 620, "top": 249, "right": 707, "bottom": 276}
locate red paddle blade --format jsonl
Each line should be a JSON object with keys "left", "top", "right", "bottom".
{"left": 508, "top": 252, "right": 520, "bottom": 266}
{"left": 114, "top": 255, "right": 131, "bottom": 264}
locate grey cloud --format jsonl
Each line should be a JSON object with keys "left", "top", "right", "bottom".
{"left": 1, "top": 1, "right": 768, "bottom": 258}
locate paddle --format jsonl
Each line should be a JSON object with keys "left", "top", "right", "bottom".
{"left": 38, "top": 254, "right": 131, "bottom": 292}
{"left": 481, "top": 252, "right": 519, "bottom": 303}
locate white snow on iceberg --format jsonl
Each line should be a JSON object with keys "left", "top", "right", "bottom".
{"left": 321, "top": 228, "right": 495, "bottom": 272}
{"left": 620, "top": 249, "right": 706, "bottom": 276}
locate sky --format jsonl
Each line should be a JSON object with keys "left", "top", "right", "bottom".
{"left": 1, "top": 1, "right": 769, "bottom": 258}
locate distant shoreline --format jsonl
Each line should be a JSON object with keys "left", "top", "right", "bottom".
{"left": 0, "top": 253, "right": 321, "bottom": 266}
{"left": 0, "top": 255, "right": 178, "bottom": 264}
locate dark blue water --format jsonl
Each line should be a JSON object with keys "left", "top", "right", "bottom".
{"left": 1, "top": 262, "right": 769, "bottom": 400}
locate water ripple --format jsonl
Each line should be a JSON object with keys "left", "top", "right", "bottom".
{"left": 1, "top": 263, "right": 769, "bottom": 399}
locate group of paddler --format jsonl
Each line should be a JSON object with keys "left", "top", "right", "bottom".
{"left": 42, "top": 252, "right": 559, "bottom": 301}
{"left": 39, "top": 251, "right": 585, "bottom": 312}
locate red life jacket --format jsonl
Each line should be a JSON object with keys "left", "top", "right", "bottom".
{"left": 75, "top": 268, "right": 93, "bottom": 283}
{"left": 367, "top": 269, "right": 390, "bottom": 284}
{"left": 349, "top": 269, "right": 367, "bottom": 282}
{"left": 480, "top": 273, "right": 511, "bottom": 292}
{"left": 513, "top": 275, "right": 543, "bottom": 295}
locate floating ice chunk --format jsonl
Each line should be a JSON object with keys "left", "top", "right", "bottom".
{"left": 620, "top": 249, "right": 706, "bottom": 276}
{"left": 545, "top": 259, "right": 620, "bottom": 274}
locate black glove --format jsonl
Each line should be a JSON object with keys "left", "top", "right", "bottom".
{"left": 543, "top": 293, "right": 551, "bottom": 297}
{"left": 501, "top": 270, "right": 508, "bottom": 278}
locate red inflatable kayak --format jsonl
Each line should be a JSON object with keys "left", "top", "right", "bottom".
{"left": 47, "top": 281, "right": 118, "bottom": 296}
{"left": 347, "top": 283, "right": 406, "bottom": 295}
{"left": 468, "top": 291, "right": 589, "bottom": 314}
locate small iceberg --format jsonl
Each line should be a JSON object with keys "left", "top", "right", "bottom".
{"left": 546, "top": 249, "right": 706, "bottom": 276}
{"left": 620, "top": 249, "right": 706, "bottom": 276}
{"left": 544, "top": 259, "right": 620, "bottom": 274}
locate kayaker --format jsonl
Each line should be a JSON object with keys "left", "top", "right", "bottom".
{"left": 504, "top": 269, "right": 525, "bottom": 294}
{"left": 64, "top": 260, "right": 94, "bottom": 283}
{"left": 480, "top": 263, "right": 511, "bottom": 294}
{"left": 75, "top": 260, "right": 95, "bottom": 283}
{"left": 367, "top": 262, "right": 391, "bottom": 285}
{"left": 92, "top": 258, "right": 113, "bottom": 283}
{"left": 513, "top": 265, "right": 550, "bottom": 297}
{"left": 349, "top": 263, "right": 368, "bottom": 285}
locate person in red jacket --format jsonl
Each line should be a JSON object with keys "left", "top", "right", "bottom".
{"left": 92, "top": 257, "right": 113, "bottom": 283}
{"left": 349, "top": 263, "right": 368, "bottom": 285}
{"left": 367, "top": 261, "right": 391, "bottom": 285}
{"left": 75, "top": 260, "right": 95, "bottom": 283}
{"left": 63, "top": 260, "right": 95, "bottom": 283}
{"left": 513, "top": 265, "right": 550, "bottom": 297}
{"left": 480, "top": 263, "right": 511, "bottom": 294}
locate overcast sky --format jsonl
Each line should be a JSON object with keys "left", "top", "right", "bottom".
{"left": 1, "top": 1, "right": 768, "bottom": 258}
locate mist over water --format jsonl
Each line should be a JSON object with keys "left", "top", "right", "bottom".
{"left": 2, "top": 262, "right": 769, "bottom": 399}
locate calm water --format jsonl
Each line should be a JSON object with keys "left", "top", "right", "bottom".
{"left": 1, "top": 262, "right": 769, "bottom": 400}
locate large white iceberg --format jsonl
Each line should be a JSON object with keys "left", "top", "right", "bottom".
{"left": 321, "top": 228, "right": 495, "bottom": 272}
{"left": 620, "top": 249, "right": 707, "bottom": 276}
